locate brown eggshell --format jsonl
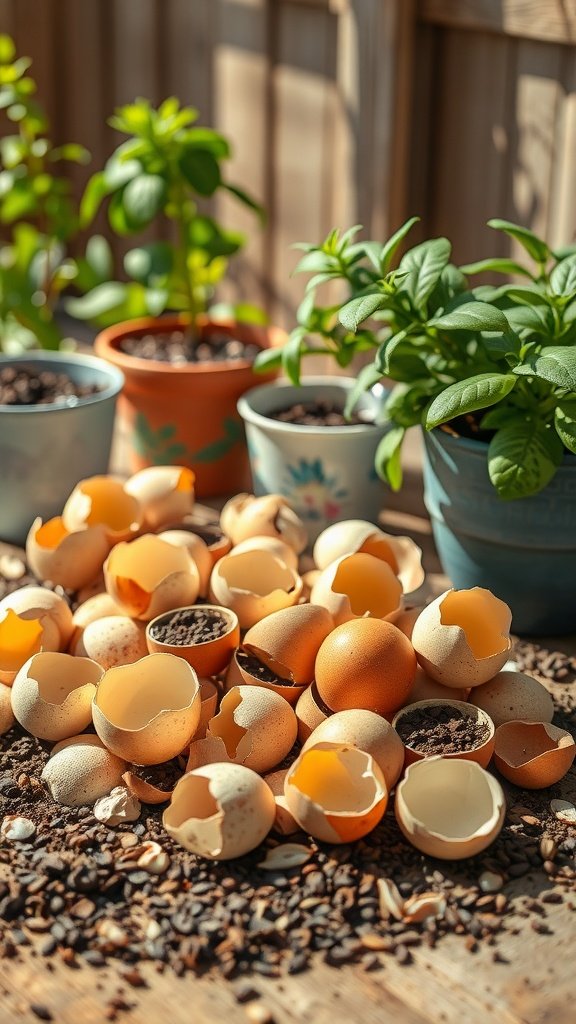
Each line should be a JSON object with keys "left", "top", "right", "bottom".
{"left": 0, "top": 681, "right": 15, "bottom": 734}
{"left": 302, "top": 709, "right": 405, "bottom": 791}
{"left": 494, "top": 721, "right": 576, "bottom": 788}
{"left": 403, "top": 666, "right": 468, "bottom": 705}
{"left": 313, "top": 520, "right": 424, "bottom": 595}
{"left": 208, "top": 550, "right": 303, "bottom": 630}
{"left": 310, "top": 553, "right": 402, "bottom": 625}
{"left": 469, "top": 671, "right": 554, "bottom": 728}
{"left": 392, "top": 699, "right": 495, "bottom": 769}
{"left": 122, "top": 771, "right": 174, "bottom": 805}
{"left": 220, "top": 493, "right": 307, "bottom": 553}
{"left": 386, "top": 605, "right": 425, "bottom": 641}
{"left": 207, "top": 685, "right": 298, "bottom": 774}
{"left": 145, "top": 605, "right": 239, "bottom": 677}
{"left": 295, "top": 684, "right": 329, "bottom": 743}
{"left": 192, "top": 678, "right": 220, "bottom": 740}
{"left": 104, "top": 535, "right": 200, "bottom": 621}
{"left": 0, "top": 587, "right": 73, "bottom": 685}
{"left": 11, "top": 651, "right": 103, "bottom": 741}
{"left": 26, "top": 516, "right": 110, "bottom": 591}
{"left": 263, "top": 768, "right": 300, "bottom": 835}
{"left": 62, "top": 475, "right": 142, "bottom": 542}
{"left": 225, "top": 650, "right": 307, "bottom": 706}
{"left": 124, "top": 466, "right": 195, "bottom": 530}
{"left": 157, "top": 530, "right": 212, "bottom": 595}
{"left": 73, "top": 616, "right": 149, "bottom": 670}
{"left": 243, "top": 604, "right": 334, "bottom": 686}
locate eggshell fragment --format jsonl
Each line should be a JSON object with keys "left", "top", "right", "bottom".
{"left": 313, "top": 520, "right": 424, "bottom": 595}
{"left": 73, "top": 616, "right": 149, "bottom": 669}
{"left": 303, "top": 709, "right": 405, "bottom": 790}
{"left": 193, "top": 678, "right": 220, "bottom": 740}
{"left": 243, "top": 604, "right": 334, "bottom": 687}
{"left": 186, "top": 735, "right": 231, "bottom": 772}
{"left": 104, "top": 535, "right": 199, "bottom": 621}
{"left": 124, "top": 466, "right": 195, "bottom": 530}
{"left": 395, "top": 758, "right": 506, "bottom": 859}
{"left": 284, "top": 744, "right": 387, "bottom": 843}
{"left": 26, "top": 516, "right": 110, "bottom": 591}
{"left": 264, "top": 769, "right": 300, "bottom": 835}
{"left": 411, "top": 588, "right": 512, "bottom": 688}
{"left": 163, "top": 762, "right": 276, "bottom": 860}
{"left": 232, "top": 535, "right": 299, "bottom": 572}
{"left": 157, "top": 530, "right": 212, "bottom": 595}
{"left": 227, "top": 650, "right": 306, "bottom": 706}
{"left": 295, "top": 684, "right": 330, "bottom": 743}
{"left": 209, "top": 550, "right": 303, "bottom": 630}
{"left": 0, "top": 587, "right": 73, "bottom": 684}
{"left": 42, "top": 736, "right": 127, "bottom": 807}
{"left": 207, "top": 685, "right": 298, "bottom": 774}
{"left": 220, "top": 494, "right": 308, "bottom": 553}
{"left": 92, "top": 653, "right": 201, "bottom": 765}
{"left": 122, "top": 771, "right": 174, "bottom": 805}
{"left": 62, "top": 475, "right": 142, "bottom": 541}
{"left": 310, "top": 553, "right": 403, "bottom": 625}
{"left": 494, "top": 721, "right": 576, "bottom": 789}
{"left": 11, "top": 651, "right": 103, "bottom": 741}
{"left": 469, "top": 671, "right": 554, "bottom": 728}
{"left": 93, "top": 786, "right": 141, "bottom": 825}
{"left": 391, "top": 699, "right": 495, "bottom": 769}
{"left": 0, "top": 682, "right": 15, "bottom": 734}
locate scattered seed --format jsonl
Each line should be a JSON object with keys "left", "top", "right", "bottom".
{"left": 257, "top": 844, "right": 313, "bottom": 871}
{"left": 377, "top": 878, "right": 404, "bottom": 920}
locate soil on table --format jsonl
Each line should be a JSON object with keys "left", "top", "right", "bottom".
{"left": 0, "top": 366, "right": 102, "bottom": 407}
{"left": 149, "top": 607, "right": 230, "bottom": 646}
{"left": 396, "top": 704, "right": 490, "bottom": 755}
{"left": 118, "top": 329, "right": 260, "bottom": 365}
{"left": 268, "top": 400, "right": 373, "bottom": 427}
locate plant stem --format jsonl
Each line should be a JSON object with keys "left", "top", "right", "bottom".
{"left": 173, "top": 180, "right": 199, "bottom": 347}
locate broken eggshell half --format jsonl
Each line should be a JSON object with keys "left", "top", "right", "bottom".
{"left": 206, "top": 684, "right": 298, "bottom": 775}
{"left": 0, "top": 587, "right": 74, "bottom": 685}
{"left": 104, "top": 534, "right": 200, "bottom": 621}
{"left": 11, "top": 651, "right": 103, "bottom": 741}
{"left": 302, "top": 709, "right": 405, "bottom": 791}
{"left": 231, "top": 535, "right": 299, "bottom": 572}
{"left": 493, "top": 721, "right": 576, "bottom": 789}
{"left": 208, "top": 549, "right": 303, "bottom": 630}
{"left": 220, "top": 493, "right": 308, "bottom": 554}
{"left": 263, "top": 768, "right": 300, "bottom": 835}
{"left": 391, "top": 699, "right": 496, "bottom": 769}
{"left": 295, "top": 683, "right": 330, "bottom": 743}
{"left": 62, "top": 475, "right": 142, "bottom": 542}
{"left": 284, "top": 743, "right": 388, "bottom": 844}
{"left": 163, "top": 762, "right": 276, "bottom": 860}
{"left": 313, "top": 520, "right": 425, "bottom": 595}
{"left": 26, "top": 516, "right": 110, "bottom": 591}
{"left": 124, "top": 466, "right": 195, "bottom": 531}
{"left": 145, "top": 604, "right": 239, "bottom": 677}
{"left": 92, "top": 652, "right": 201, "bottom": 765}
{"left": 395, "top": 757, "right": 506, "bottom": 860}
{"left": 156, "top": 529, "right": 212, "bottom": 596}
{"left": 310, "top": 552, "right": 403, "bottom": 625}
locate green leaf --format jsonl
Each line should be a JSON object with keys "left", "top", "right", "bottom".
{"left": 428, "top": 301, "right": 509, "bottom": 333}
{"left": 487, "top": 219, "right": 550, "bottom": 264}
{"left": 504, "top": 303, "right": 554, "bottom": 336}
{"left": 383, "top": 382, "right": 434, "bottom": 428}
{"left": 459, "top": 257, "right": 533, "bottom": 278}
{"left": 281, "top": 328, "right": 307, "bottom": 385}
{"left": 124, "top": 242, "right": 173, "bottom": 283}
{"left": 426, "top": 373, "right": 517, "bottom": 429}
{"left": 361, "top": 241, "right": 384, "bottom": 273}
{"left": 479, "top": 405, "right": 520, "bottom": 431}
{"left": 179, "top": 148, "right": 221, "bottom": 196}
{"left": 555, "top": 399, "right": 576, "bottom": 453}
{"left": 108, "top": 191, "right": 134, "bottom": 235}
{"left": 374, "top": 426, "right": 405, "bottom": 491}
{"left": 513, "top": 346, "right": 576, "bottom": 390}
{"left": 65, "top": 282, "right": 129, "bottom": 320}
{"left": 85, "top": 235, "right": 113, "bottom": 283}
{"left": 122, "top": 174, "right": 166, "bottom": 228}
{"left": 223, "top": 182, "right": 265, "bottom": 221}
{"left": 254, "top": 347, "right": 282, "bottom": 373}
{"left": 51, "top": 142, "right": 90, "bottom": 164}
{"left": 488, "top": 421, "right": 563, "bottom": 498}
{"left": 375, "top": 329, "right": 408, "bottom": 374}
{"left": 343, "top": 363, "right": 383, "bottom": 419}
{"left": 380, "top": 216, "right": 420, "bottom": 273}
{"left": 550, "top": 254, "right": 576, "bottom": 297}
{"left": 399, "top": 237, "right": 451, "bottom": 311}
{"left": 80, "top": 172, "right": 109, "bottom": 226}
{"left": 293, "top": 250, "right": 336, "bottom": 276}
{"left": 338, "top": 291, "right": 385, "bottom": 332}
{"left": 0, "top": 35, "right": 16, "bottom": 62}
{"left": 103, "top": 156, "right": 141, "bottom": 191}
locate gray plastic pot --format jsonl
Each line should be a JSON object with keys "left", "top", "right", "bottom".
{"left": 0, "top": 351, "right": 124, "bottom": 545}
{"left": 237, "top": 377, "right": 390, "bottom": 544}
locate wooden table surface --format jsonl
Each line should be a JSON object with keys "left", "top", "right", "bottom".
{"left": 1, "top": 426, "right": 575, "bottom": 1024}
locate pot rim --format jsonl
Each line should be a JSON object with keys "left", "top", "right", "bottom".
{"left": 425, "top": 423, "right": 576, "bottom": 466}
{"left": 238, "top": 376, "right": 389, "bottom": 436}
{"left": 0, "top": 350, "right": 124, "bottom": 414}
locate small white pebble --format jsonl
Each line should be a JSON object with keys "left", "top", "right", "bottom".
{"left": 137, "top": 840, "right": 170, "bottom": 875}
{"left": 1, "top": 815, "right": 36, "bottom": 841}
{"left": 479, "top": 871, "right": 504, "bottom": 893}
{"left": 551, "top": 799, "right": 576, "bottom": 825}
{"left": 93, "top": 786, "right": 141, "bottom": 826}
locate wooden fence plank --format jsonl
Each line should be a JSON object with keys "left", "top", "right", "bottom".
{"left": 420, "top": 0, "right": 576, "bottom": 46}
{"left": 548, "top": 50, "right": 576, "bottom": 250}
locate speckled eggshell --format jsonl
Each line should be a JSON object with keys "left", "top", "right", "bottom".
{"left": 73, "top": 616, "right": 149, "bottom": 670}
{"left": 11, "top": 651, "right": 103, "bottom": 741}
{"left": 0, "top": 681, "right": 15, "bottom": 734}
{"left": 207, "top": 685, "right": 298, "bottom": 774}
{"left": 41, "top": 736, "right": 127, "bottom": 807}
{"left": 0, "top": 587, "right": 74, "bottom": 684}
{"left": 302, "top": 709, "right": 405, "bottom": 791}
{"left": 243, "top": 604, "right": 334, "bottom": 686}
{"left": 469, "top": 671, "right": 554, "bottom": 728}
{"left": 26, "top": 517, "right": 110, "bottom": 591}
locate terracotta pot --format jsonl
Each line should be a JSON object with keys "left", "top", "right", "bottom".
{"left": 94, "top": 316, "right": 282, "bottom": 497}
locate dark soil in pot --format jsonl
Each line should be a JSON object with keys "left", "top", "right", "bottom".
{"left": 148, "top": 606, "right": 230, "bottom": 645}
{"left": 268, "top": 399, "right": 374, "bottom": 427}
{"left": 396, "top": 704, "right": 490, "bottom": 755}
{"left": 0, "top": 366, "right": 102, "bottom": 406}
{"left": 118, "top": 328, "right": 261, "bottom": 365}
{"left": 236, "top": 649, "right": 292, "bottom": 686}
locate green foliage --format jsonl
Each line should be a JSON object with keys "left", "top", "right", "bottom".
{"left": 258, "top": 217, "right": 576, "bottom": 499}
{"left": 69, "top": 97, "right": 264, "bottom": 340}
{"left": 0, "top": 34, "right": 89, "bottom": 351}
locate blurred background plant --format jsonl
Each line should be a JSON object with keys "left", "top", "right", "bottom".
{"left": 0, "top": 33, "right": 89, "bottom": 352}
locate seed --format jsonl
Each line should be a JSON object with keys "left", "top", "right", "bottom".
{"left": 30, "top": 1005, "right": 53, "bottom": 1021}
{"left": 377, "top": 878, "right": 404, "bottom": 921}
{"left": 137, "top": 841, "right": 170, "bottom": 875}
{"left": 257, "top": 844, "right": 312, "bottom": 871}
{"left": 540, "top": 836, "right": 558, "bottom": 861}
{"left": 479, "top": 871, "right": 504, "bottom": 893}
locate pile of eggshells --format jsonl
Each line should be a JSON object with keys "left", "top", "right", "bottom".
{"left": 1, "top": 468, "right": 575, "bottom": 864}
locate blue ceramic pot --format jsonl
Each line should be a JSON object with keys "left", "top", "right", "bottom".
{"left": 0, "top": 352, "right": 124, "bottom": 545}
{"left": 422, "top": 427, "right": 576, "bottom": 636}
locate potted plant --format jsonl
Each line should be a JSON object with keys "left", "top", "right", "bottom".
{"left": 0, "top": 35, "right": 123, "bottom": 544}
{"left": 68, "top": 97, "right": 281, "bottom": 497}
{"left": 261, "top": 218, "right": 576, "bottom": 635}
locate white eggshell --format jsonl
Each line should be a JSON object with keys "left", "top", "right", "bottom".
{"left": 469, "top": 670, "right": 554, "bottom": 727}
{"left": 302, "top": 709, "right": 405, "bottom": 791}
{"left": 42, "top": 736, "right": 127, "bottom": 807}
{"left": 163, "top": 762, "right": 276, "bottom": 860}
{"left": 62, "top": 475, "right": 142, "bottom": 541}
{"left": 207, "top": 685, "right": 298, "bottom": 774}
{"left": 104, "top": 535, "right": 200, "bottom": 621}
{"left": 11, "top": 651, "right": 103, "bottom": 741}
{"left": 310, "top": 552, "right": 402, "bottom": 624}
{"left": 157, "top": 530, "right": 212, "bottom": 595}
{"left": 73, "top": 616, "right": 148, "bottom": 669}
{"left": 220, "top": 494, "right": 307, "bottom": 553}
{"left": 124, "top": 466, "right": 195, "bottom": 529}
{"left": 26, "top": 517, "right": 110, "bottom": 591}
{"left": 232, "top": 535, "right": 299, "bottom": 572}
{"left": 0, "top": 587, "right": 73, "bottom": 684}
{"left": 71, "top": 592, "right": 124, "bottom": 646}
{"left": 313, "top": 520, "right": 424, "bottom": 595}
{"left": 0, "top": 681, "right": 15, "bottom": 734}
{"left": 209, "top": 550, "right": 303, "bottom": 630}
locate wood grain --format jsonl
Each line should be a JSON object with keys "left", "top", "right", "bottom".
{"left": 420, "top": 0, "right": 576, "bottom": 45}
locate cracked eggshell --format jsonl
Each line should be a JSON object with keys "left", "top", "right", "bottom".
{"left": 208, "top": 549, "right": 302, "bottom": 630}
{"left": 124, "top": 466, "right": 195, "bottom": 530}
{"left": 310, "top": 553, "right": 402, "bottom": 625}
{"left": 295, "top": 684, "right": 329, "bottom": 742}
{"left": 163, "top": 762, "right": 276, "bottom": 860}
{"left": 411, "top": 588, "right": 512, "bottom": 688}
{"left": 193, "top": 678, "right": 220, "bottom": 740}
{"left": 11, "top": 651, "right": 103, "bottom": 741}
{"left": 226, "top": 649, "right": 307, "bottom": 706}
{"left": 303, "top": 710, "right": 404, "bottom": 791}
{"left": 207, "top": 685, "right": 298, "bottom": 774}
{"left": 62, "top": 475, "right": 142, "bottom": 542}
{"left": 157, "top": 530, "right": 212, "bottom": 596}
{"left": 73, "top": 616, "right": 148, "bottom": 669}
{"left": 243, "top": 604, "right": 334, "bottom": 687}
{"left": 231, "top": 535, "right": 299, "bottom": 572}
{"left": 264, "top": 769, "right": 300, "bottom": 835}
{"left": 220, "top": 494, "right": 308, "bottom": 554}
{"left": 104, "top": 534, "right": 200, "bottom": 621}
{"left": 0, "top": 587, "right": 73, "bottom": 685}
{"left": 313, "top": 521, "right": 424, "bottom": 595}
{"left": 26, "top": 517, "right": 110, "bottom": 591}
{"left": 0, "top": 682, "right": 15, "bottom": 734}
{"left": 42, "top": 735, "right": 127, "bottom": 807}
{"left": 494, "top": 721, "right": 576, "bottom": 788}
{"left": 92, "top": 653, "right": 201, "bottom": 765}
{"left": 469, "top": 671, "right": 554, "bottom": 728}
{"left": 395, "top": 758, "right": 506, "bottom": 859}
{"left": 284, "top": 743, "right": 387, "bottom": 843}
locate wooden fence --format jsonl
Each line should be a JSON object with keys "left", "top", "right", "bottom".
{"left": 0, "top": 0, "right": 575, "bottom": 327}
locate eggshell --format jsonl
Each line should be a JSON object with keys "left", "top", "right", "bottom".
{"left": 264, "top": 768, "right": 300, "bottom": 835}
{"left": 145, "top": 605, "right": 239, "bottom": 677}
{"left": 92, "top": 653, "right": 201, "bottom": 765}
{"left": 0, "top": 681, "right": 15, "bottom": 734}
{"left": 207, "top": 685, "right": 298, "bottom": 774}
{"left": 386, "top": 605, "right": 425, "bottom": 641}
{"left": 284, "top": 743, "right": 387, "bottom": 843}
{"left": 411, "top": 588, "right": 512, "bottom": 688}
{"left": 469, "top": 671, "right": 554, "bottom": 728}
{"left": 314, "top": 618, "right": 417, "bottom": 716}
{"left": 73, "top": 616, "right": 149, "bottom": 669}
{"left": 193, "top": 678, "right": 219, "bottom": 740}
{"left": 163, "top": 762, "right": 276, "bottom": 860}
{"left": 104, "top": 534, "right": 200, "bottom": 621}
{"left": 0, "top": 587, "right": 73, "bottom": 685}
{"left": 227, "top": 650, "right": 307, "bottom": 706}
{"left": 243, "top": 604, "right": 334, "bottom": 686}
{"left": 303, "top": 709, "right": 405, "bottom": 790}
{"left": 403, "top": 666, "right": 468, "bottom": 705}
{"left": 232, "top": 535, "right": 299, "bottom": 572}
{"left": 220, "top": 493, "right": 308, "bottom": 553}
{"left": 124, "top": 466, "right": 195, "bottom": 530}
{"left": 11, "top": 651, "right": 103, "bottom": 741}
{"left": 186, "top": 735, "right": 231, "bottom": 772}
{"left": 42, "top": 736, "right": 127, "bottom": 807}
{"left": 157, "top": 530, "right": 212, "bottom": 595}
{"left": 313, "top": 520, "right": 424, "bottom": 595}
{"left": 62, "top": 475, "right": 142, "bottom": 541}
{"left": 208, "top": 550, "right": 303, "bottom": 630}
{"left": 395, "top": 758, "right": 506, "bottom": 859}
{"left": 391, "top": 699, "right": 495, "bottom": 769}
{"left": 310, "top": 553, "right": 403, "bottom": 624}
{"left": 494, "top": 721, "right": 576, "bottom": 788}
{"left": 295, "top": 684, "right": 330, "bottom": 742}
{"left": 26, "top": 516, "right": 110, "bottom": 591}
{"left": 71, "top": 592, "right": 124, "bottom": 646}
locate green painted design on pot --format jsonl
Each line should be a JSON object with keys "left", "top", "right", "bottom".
{"left": 133, "top": 412, "right": 243, "bottom": 466}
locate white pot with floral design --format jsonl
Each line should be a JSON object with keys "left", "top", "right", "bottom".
{"left": 237, "top": 377, "right": 391, "bottom": 545}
